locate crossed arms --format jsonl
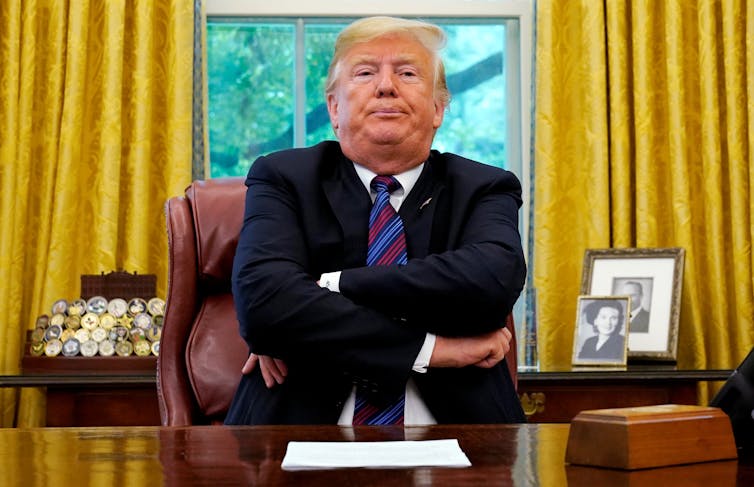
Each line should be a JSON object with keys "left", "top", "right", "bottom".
{"left": 231, "top": 154, "right": 526, "bottom": 387}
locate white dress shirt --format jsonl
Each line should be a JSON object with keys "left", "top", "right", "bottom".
{"left": 319, "top": 162, "right": 437, "bottom": 425}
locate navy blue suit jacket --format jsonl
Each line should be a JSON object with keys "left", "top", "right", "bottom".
{"left": 225, "top": 141, "right": 526, "bottom": 425}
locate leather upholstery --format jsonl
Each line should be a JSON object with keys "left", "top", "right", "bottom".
{"left": 157, "top": 176, "right": 519, "bottom": 426}
{"left": 158, "top": 177, "right": 249, "bottom": 426}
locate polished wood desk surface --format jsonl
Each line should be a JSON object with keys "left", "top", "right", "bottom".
{"left": 0, "top": 424, "right": 750, "bottom": 486}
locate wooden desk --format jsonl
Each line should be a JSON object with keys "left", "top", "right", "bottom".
{"left": 518, "top": 367, "right": 732, "bottom": 422}
{"left": 0, "top": 424, "right": 747, "bottom": 486}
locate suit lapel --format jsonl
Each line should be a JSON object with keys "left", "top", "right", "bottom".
{"left": 400, "top": 159, "right": 446, "bottom": 259}
{"left": 322, "top": 158, "right": 371, "bottom": 267}
{"left": 322, "top": 151, "right": 447, "bottom": 264}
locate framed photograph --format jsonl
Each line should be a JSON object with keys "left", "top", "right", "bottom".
{"left": 580, "top": 248, "right": 685, "bottom": 361}
{"left": 572, "top": 295, "right": 630, "bottom": 366}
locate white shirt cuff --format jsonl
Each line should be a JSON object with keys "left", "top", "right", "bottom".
{"left": 413, "top": 333, "right": 435, "bottom": 373}
{"left": 319, "top": 271, "right": 341, "bottom": 293}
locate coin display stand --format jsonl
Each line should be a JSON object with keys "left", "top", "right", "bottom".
{"left": 21, "top": 271, "right": 162, "bottom": 375}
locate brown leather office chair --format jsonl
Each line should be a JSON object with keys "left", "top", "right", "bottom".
{"left": 158, "top": 177, "right": 249, "bottom": 426}
{"left": 157, "top": 177, "right": 519, "bottom": 426}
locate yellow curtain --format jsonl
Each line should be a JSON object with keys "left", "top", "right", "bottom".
{"left": 0, "top": 0, "right": 194, "bottom": 427}
{"left": 535, "top": 0, "right": 753, "bottom": 384}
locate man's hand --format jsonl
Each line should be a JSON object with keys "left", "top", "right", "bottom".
{"left": 429, "top": 328, "right": 512, "bottom": 369}
{"left": 242, "top": 327, "right": 510, "bottom": 386}
{"left": 242, "top": 353, "right": 288, "bottom": 388}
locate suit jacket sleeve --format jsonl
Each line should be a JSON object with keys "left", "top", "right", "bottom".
{"left": 339, "top": 162, "right": 526, "bottom": 337}
{"left": 231, "top": 152, "right": 425, "bottom": 388}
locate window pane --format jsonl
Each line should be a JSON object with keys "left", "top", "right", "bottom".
{"left": 304, "top": 24, "right": 340, "bottom": 147}
{"left": 207, "top": 19, "right": 510, "bottom": 175}
{"left": 207, "top": 23, "right": 294, "bottom": 177}
{"left": 434, "top": 24, "right": 506, "bottom": 170}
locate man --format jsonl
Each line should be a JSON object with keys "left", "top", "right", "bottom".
{"left": 225, "top": 16, "right": 526, "bottom": 426}
{"left": 621, "top": 280, "right": 650, "bottom": 333}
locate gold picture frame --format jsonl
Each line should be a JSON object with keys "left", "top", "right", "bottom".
{"left": 572, "top": 295, "right": 630, "bottom": 366}
{"left": 580, "top": 248, "right": 685, "bottom": 361}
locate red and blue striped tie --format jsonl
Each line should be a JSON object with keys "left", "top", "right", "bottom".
{"left": 353, "top": 175, "right": 407, "bottom": 425}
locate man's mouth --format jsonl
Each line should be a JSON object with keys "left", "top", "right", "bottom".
{"left": 370, "top": 107, "right": 404, "bottom": 117}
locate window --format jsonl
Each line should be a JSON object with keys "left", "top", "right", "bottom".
{"left": 203, "top": 1, "right": 534, "bottom": 351}
{"left": 207, "top": 19, "right": 514, "bottom": 173}
{"left": 204, "top": 1, "right": 532, "bottom": 180}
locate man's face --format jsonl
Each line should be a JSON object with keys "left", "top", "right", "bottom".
{"left": 622, "top": 283, "right": 643, "bottom": 311}
{"left": 326, "top": 33, "right": 445, "bottom": 170}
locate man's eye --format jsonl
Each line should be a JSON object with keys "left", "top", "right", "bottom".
{"left": 399, "top": 71, "right": 419, "bottom": 79}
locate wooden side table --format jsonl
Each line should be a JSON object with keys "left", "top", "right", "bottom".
{"left": 7, "top": 355, "right": 160, "bottom": 427}
{"left": 518, "top": 367, "right": 732, "bottom": 423}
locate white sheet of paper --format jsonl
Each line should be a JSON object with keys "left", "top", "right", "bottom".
{"left": 280, "top": 439, "right": 471, "bottom": 470}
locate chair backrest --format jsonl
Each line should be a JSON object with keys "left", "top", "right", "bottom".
{"left": 157, "top": 177, "right": 519, "bottom": 426}
{"left": 158, "top": 177, "right": 249, "bottom": 426}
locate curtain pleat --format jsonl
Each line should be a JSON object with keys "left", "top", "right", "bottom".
{"left": 0, "top": 0, "right": 194, "bottom": 427}
{"left": 534, "top": 0, "right": 611, "bottom": 368}
{"left": 535, "top": 0, "right": 753, "bottom": 394}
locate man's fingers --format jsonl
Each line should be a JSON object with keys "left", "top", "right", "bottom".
{"left": 474, "top": 357, "right": 498, "bottom": 368}
{"left": 242, "top": 354, "right": 289, "bottom": 388}
{"left": 259, "top": 356, "right": 279, "bottom": 388}
{"left": 431, "top": 327, "right": 514, "bottom": 369}
{"left": 259, "top": 355, "right": 288, "bottom": 388}
{"left": 500, "top": 330, "right": 511, "bottom": 355}
{"left": 472, "top": 328, "right": 511, "bottom": 369}
{"left": 241, "top": 353, "right": 259, "bottom": 374}
{"left": 273, "top": 358, "right": 288, "bottom": 377}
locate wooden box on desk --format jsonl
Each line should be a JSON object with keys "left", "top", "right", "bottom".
{"left": 565, "top": 404, "right": 737, "bottom": 470}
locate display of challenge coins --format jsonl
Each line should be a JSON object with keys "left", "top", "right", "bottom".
{"left": 29, "top": 296, "right": 164, "bottom": 357}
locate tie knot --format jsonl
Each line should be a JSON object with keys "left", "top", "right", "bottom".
{"left": 371, "top": 175, "right": 401, "bottom": 194}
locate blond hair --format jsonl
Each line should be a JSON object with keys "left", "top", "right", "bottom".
{"left": 325, "top": 16, "right": 450, "bottom": 106}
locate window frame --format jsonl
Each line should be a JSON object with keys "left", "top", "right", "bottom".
{"left": 203, "top": 0, "right": 535, "bottom": 342}
{"left": 205, "top": 0, "right": 533, "bottom": 238}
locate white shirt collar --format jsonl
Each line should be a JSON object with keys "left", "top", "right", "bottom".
{"left": 352, "top": 162, "right": 424, "bottom": 211}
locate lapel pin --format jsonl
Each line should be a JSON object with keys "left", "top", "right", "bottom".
{"left": 419, "top": 197, "right": 432, "bottom": 210}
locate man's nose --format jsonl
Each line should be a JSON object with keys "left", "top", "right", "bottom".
{"left": 375, "top": 71, "right": 397, "bottom": 97}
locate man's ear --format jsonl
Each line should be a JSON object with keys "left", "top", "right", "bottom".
{"left": 326, "top": 93, "right": 339, "bottom": 130}
{"left": 432, "top": 99, "right": 445, "bottom": 129}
